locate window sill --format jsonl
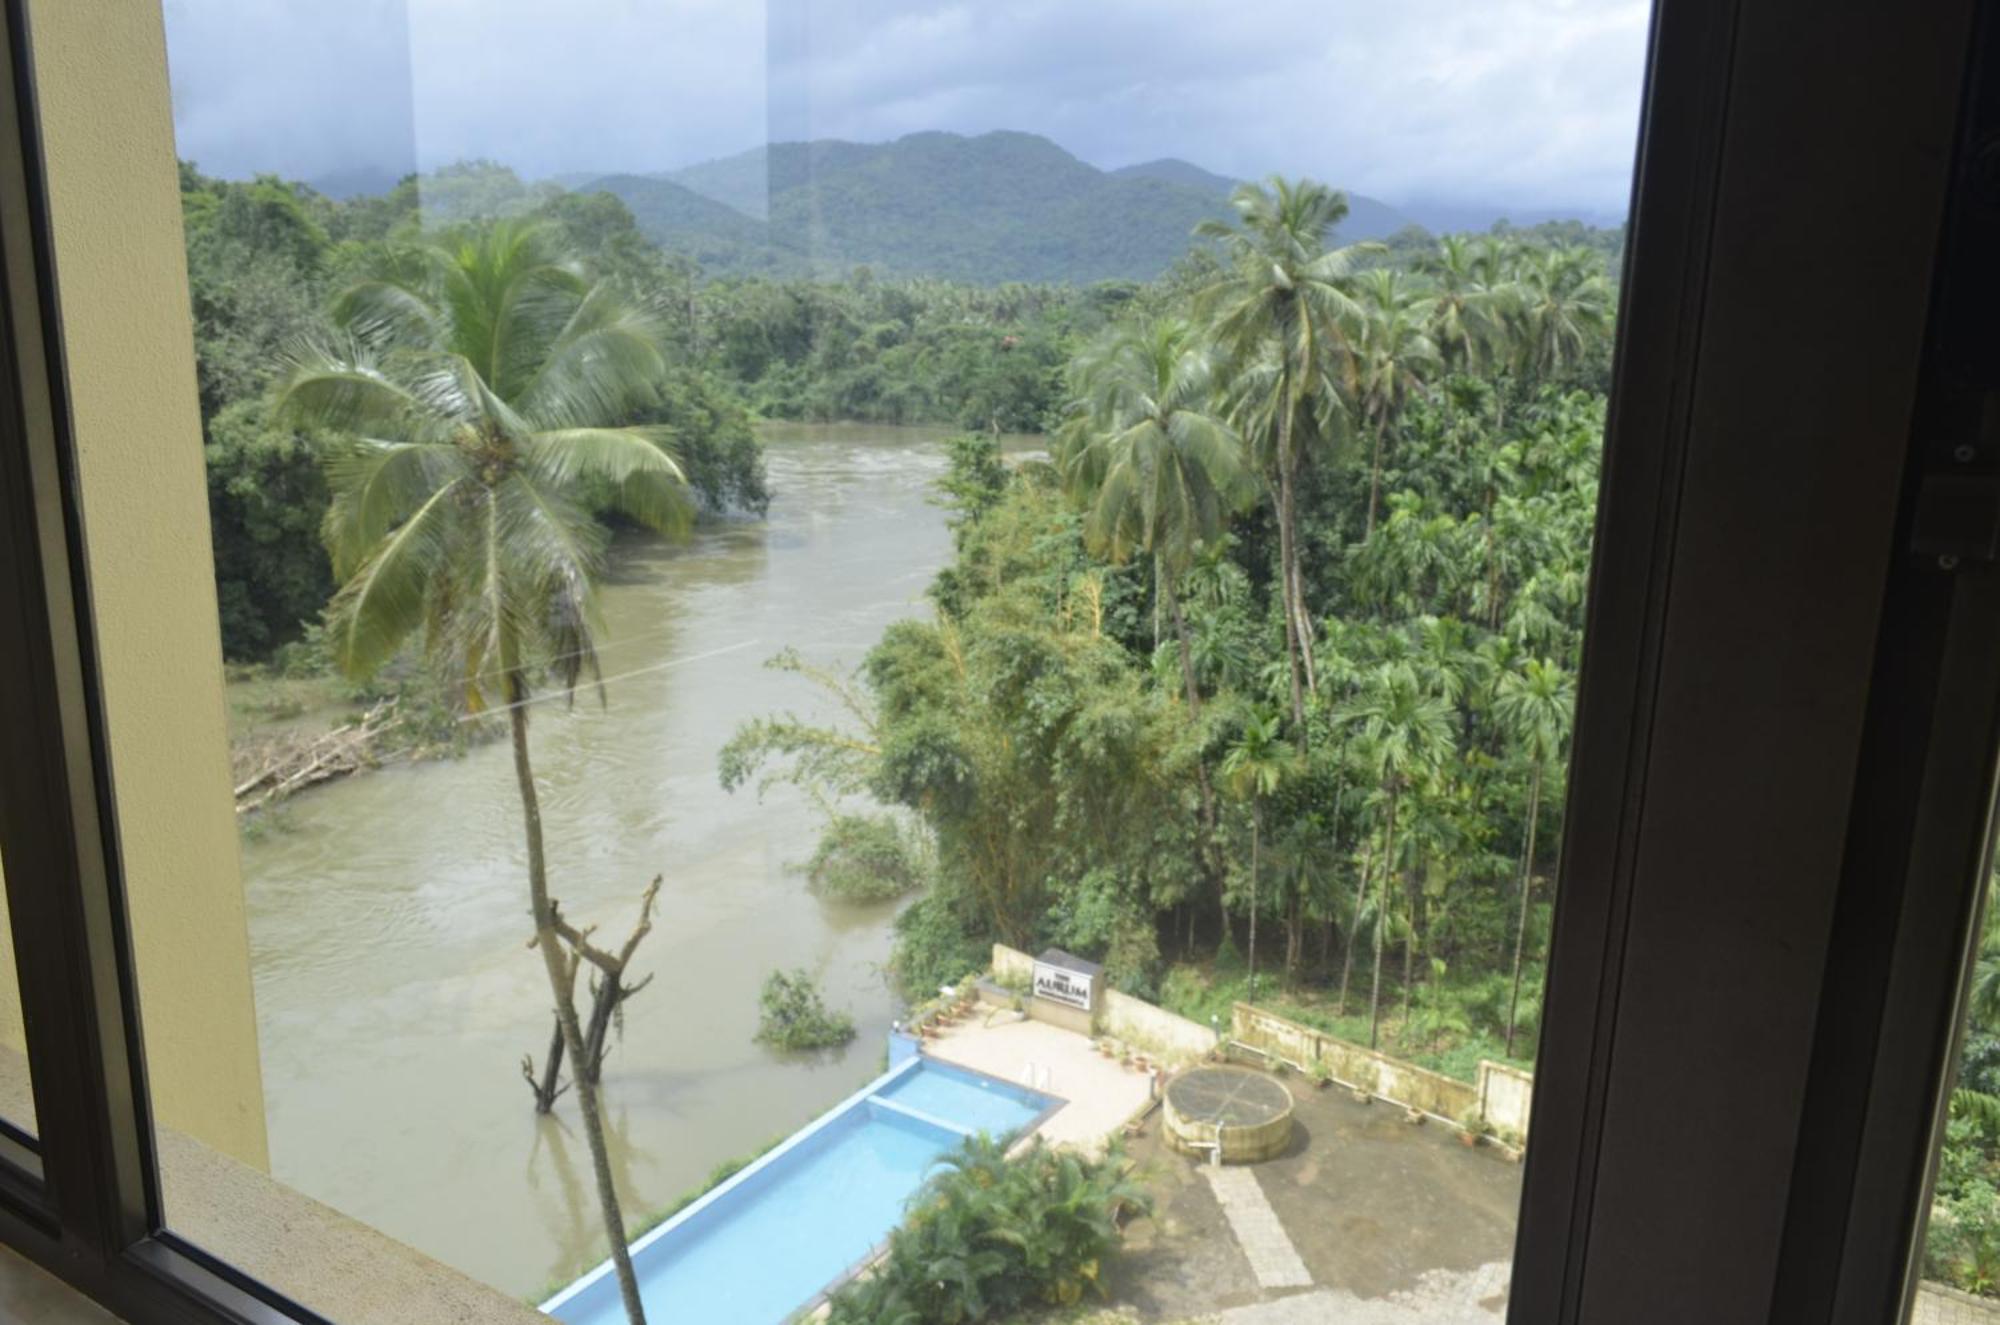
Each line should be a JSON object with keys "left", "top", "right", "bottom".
{"left": 0, "top": 1045, "right": 545, "bottom": 1325}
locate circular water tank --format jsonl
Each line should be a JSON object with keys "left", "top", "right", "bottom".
{"left": 1162, "top": 1066, "right": 1295, "bottom": 1164}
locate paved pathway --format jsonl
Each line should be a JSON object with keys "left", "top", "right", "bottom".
{"left": 1200, "top": 1166, "right": 1313, "bottom": 1291}
{"left": 1915, "top": 1283, "right": 2000, "bottom": 1324}
{"left": 1213, "top": 1262, "right": 1508, "bottom": 1324}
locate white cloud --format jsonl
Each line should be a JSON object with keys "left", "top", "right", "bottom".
{"left": 164, "top": 0, "right": 1649, "bottom": 213}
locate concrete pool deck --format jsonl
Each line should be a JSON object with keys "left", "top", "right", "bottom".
{"left": 921, "top": 1016, "right": 1154, "bottom": 1153}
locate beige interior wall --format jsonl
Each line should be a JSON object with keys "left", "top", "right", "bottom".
{"left": 22, "top": 0, "right": 268, "bottom": 1169}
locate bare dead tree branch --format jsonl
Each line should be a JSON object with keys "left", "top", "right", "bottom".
{"left": 525, "top": 875, "right": 664, "bottom": 1106}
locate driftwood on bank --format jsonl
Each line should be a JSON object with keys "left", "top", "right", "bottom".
{"left": 234, "top": 699, "right": 398, "bottom": 815}
{"left": 523, "top": 874, "right": 663, "bottom": 1113}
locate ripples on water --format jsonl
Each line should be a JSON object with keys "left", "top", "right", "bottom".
{"left": 232, "top": 425, "right": 1008, "bottom": 1296}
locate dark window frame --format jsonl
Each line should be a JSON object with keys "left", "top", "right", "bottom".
{"left": 0, "top": 0, "right": 1989, "bottom": 1322}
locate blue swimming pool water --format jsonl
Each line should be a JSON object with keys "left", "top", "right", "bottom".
{"left": 542, "top": 1057, "right": 1056, "bottom": 1325}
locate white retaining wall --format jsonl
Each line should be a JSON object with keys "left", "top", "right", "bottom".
{"left": 989, "top": 944, "right": 1218, "bottom": 1061}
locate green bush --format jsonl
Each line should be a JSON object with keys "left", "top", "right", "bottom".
{"left": 753, "top": 969, "right": 856, "bottom": 1051}
{"left": 887, "top": 885, "right": 991, "bottom": 1002}
{"left": 803, "top": 812, "right": 931, "bottom": 902}
{"left": 825, "top": 1135, "right": 1152, "bottom": 1323}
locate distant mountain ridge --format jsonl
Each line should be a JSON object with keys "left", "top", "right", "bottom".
{"left": 574, "top": 131, "right": 1420, "bottom": 284}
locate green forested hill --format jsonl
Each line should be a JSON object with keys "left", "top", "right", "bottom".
{"left": 577, "top": 173, "right": 795, "bottom": 274}
{"left": 586, "top": 131, "right": 1416, "bottom": 283}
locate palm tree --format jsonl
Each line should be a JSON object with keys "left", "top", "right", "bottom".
{"left": 1509, "top": 244, "right": 1614, "bottom": 380}
{"left": 1494, "top": 656, "right": 1576, "bottom": 1055}
{"left": 1220, "top": 706, "right": 1300, "bottom": 1003}
{"left": 1058, "top": 317, "right": 1254, "bottom": 717}
{"left": 278, "top": 219, "right": 688, "bottom": 1325}
{"left": 1198, "top": 178, "right": 1371, "bottom": 731}
{"left": 1417, "top": 234, "right": 1504, "bottom": 371}
{"left": 1353, "top": 270, "right": 1441, "bottom": 538}
{"left": 1058, "top": 318, "right": 1253, "bottom": 901}
{"left": 1349, "top": 662, "right": 1453, "bottom": 1048}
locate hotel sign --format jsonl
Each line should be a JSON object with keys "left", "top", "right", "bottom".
{"left": 1032, "top": 956, "right": 1095, "bottom": 1011}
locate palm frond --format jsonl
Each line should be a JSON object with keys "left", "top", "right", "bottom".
{"left": 322, "top": 479, "right": 463, "bottom": 680}
{"left": 527, "top": 426, "right": 693, "bottom": 537}
{"left": 320, "top": 439, "right": 471, "bottom": 579}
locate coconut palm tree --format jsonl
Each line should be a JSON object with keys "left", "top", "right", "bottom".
{"left": 1417, "top": 234, "right": 1505, "bottom": 371}
{"left": 278, "top": 219, "right": 687, "bottom": 1325}
{"left": 1220, "top": 706, "right": 1300, "bottom": 1003}
{"left": 1510, "top": 244, "right": 1614, "bottom": 380}
{"left": 1353, "top": 270, "right": 1441, "bottom": 538}
{"left": 1494, "top": 656, "right": 1576, "bottom": 1055}
{"left": 1197, "top": 178, "right": 1372, "bottom": 731}
{"left": 1058, "top": 318, "right": 1253, "bottom": 900}
{"left": 1349, "top": 662, "right": 1454, "bottom": 1048}
{"left": 1058, "top": 317, "right": 1254, "bottom": 716}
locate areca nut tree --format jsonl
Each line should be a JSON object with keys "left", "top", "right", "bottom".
{"left": 277, "top": 219, "right": 689, "bottom": 1325}
{"left": 1353, "top": 269, "right": 1441, "bottom": 539}
{"left": 1350, "top": 660, "right": 1454, "bottom": 1049}
{"left": 1493, "top": 655, "right": 1576, "bottom": 1055}
{"left": 1220, "top": 705, "right": 1300, "bottom": 1004}
{"left": 1198, "top": 177, "right": 1372, "bottom": 732}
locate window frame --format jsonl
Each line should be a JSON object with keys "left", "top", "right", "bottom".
{"left": 0, "top": 0, "right": 1987, "bottom": 1322}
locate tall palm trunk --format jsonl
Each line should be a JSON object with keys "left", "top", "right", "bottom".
{"left": 1246, "top": 804, "right": 1262, "bottom": 1004}
{"left": 1369, "top": 786, "right": 1399, "bottom": 1050}
{"left": 1338, "top": 835, "right": 1375, "bottom": 1016}
{"left": 1166, "top": 567, "right": 1226, "bottom": 901}
{"left": 1273, "top": 400, "right": 1308, "bottom": 740}
{"left": 510, "top": 675, "right": 647, "bottom": 1325}
{"left": 1506, "top": 759, "right": 1545, "bottom": 1056}
{"left": 1365, "top": 415, "right": 1389, "bottom": 540}
{"left": 1484, "top": 486, "right": 1504, "bottom": 630}
{"left": 1401, "top": 863, "right": 1420, "bottom": 1033}
{"left": 1285, "top": 889, "right": 1303, "bottom": 980}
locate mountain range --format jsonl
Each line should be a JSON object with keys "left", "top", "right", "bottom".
{"left": 567, "top": 130, "right": 1432, "bottom": 284}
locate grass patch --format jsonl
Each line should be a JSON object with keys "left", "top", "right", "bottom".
{"left": 1158, "top": 963, "right": 1537, "bottom": 1083}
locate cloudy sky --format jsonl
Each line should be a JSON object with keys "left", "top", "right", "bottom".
{"left": 161, "top": 0, "right": 1650, "bottom": 217}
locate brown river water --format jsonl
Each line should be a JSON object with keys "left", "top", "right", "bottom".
{"left": 234, "top": 423, "right": 1017, "bottom": 1300}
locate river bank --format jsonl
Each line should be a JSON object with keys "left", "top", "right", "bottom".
{"left": 230, "top": 422, "right": 994, "bottom": 1298}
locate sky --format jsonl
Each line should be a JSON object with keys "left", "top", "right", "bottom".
{"left": 161, "top": 0, "right": 1650, "bottom": 218}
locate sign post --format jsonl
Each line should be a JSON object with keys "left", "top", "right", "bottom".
{"left": 1029, "top": 948, "right": 1103, "bottom": 1033}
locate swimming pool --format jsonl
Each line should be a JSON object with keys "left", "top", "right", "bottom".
{"left": 541, "top": 1055, "right": 1060, "bottom": 1325}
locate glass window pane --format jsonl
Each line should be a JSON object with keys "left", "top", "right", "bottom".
{"left": 1916, "top": 879, "right": 2000, "bottom": 1315}
{"left": 0, "top": 848, "right": 33, "bottom": 1139}
{"left": 129, "top": 0, "right": 1648, "bottom": 1319}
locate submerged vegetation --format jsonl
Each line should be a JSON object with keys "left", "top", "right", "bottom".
{"left": 754, "top": 969, "right": 858, "bottom": 1052}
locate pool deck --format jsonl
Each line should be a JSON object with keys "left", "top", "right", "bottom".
{"left": 921, "top": 1016, "right": 1154, "bottom": 1153}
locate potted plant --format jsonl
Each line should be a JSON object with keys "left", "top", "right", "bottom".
{"left": 1461, "top": 1115, "right": 1496, "bottom": 1148}
{"left": 1097, "top": 1038, "right": 1116, "bottom": 1059}
{"left": 1312, "top": 1061, "right": 1335, "bottom": 1091}
{"left": 1134, "top": 1051, "right": 1150, "bottom": 1072}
